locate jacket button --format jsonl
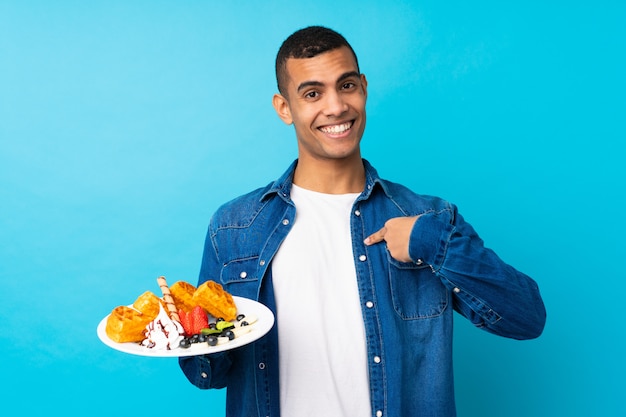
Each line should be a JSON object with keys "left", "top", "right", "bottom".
{"left": 282, "top": 219, "right": 289, "bottom": 225}
{"left": 258, "top": 362, "right": 266, "bottom": 370}
{"left": 201, "top": 372, "right": 208, "bottom": 378}
{"left": 376, "top": 410, "right": 383, "bottom": 417}
{"left": 416, "top": 258, "right": 424, "bottom": 265}
{"left": 240, "top": 271, "right": 247, "bottom": 279}
{"left": 354, "top": 209, "right": 361, "bottom": 216}
{"left": 259, "top": 260, "right": 265, "bottom": 266}
{"left": 453, "top": 287, "right": 461, "bottom": 293}
{"left": 373, "top": 356, "right": 381, "bottom": 363}
{"left": 359, "top": 255, "right": 367, "bottom": 261}
{"left": 366, "top": 301, "right": 374, "bottom": 308}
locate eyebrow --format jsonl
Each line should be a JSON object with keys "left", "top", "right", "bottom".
{"left": 296, "top": 71, "right": 361, "bottom": 93}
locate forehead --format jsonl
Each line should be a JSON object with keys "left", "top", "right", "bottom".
{"left": 284, "top": 46, "right": 359, "bottom": 87}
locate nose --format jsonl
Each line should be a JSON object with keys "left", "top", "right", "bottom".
{"left": 323, "top": 91, "right": 348, "bottom": 118}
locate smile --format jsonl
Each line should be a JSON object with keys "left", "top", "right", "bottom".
{"left": 318, "top": 121, "right": 353, "bottom": 135}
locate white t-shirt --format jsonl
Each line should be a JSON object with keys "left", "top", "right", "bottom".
{"left": 272, "top": 184, "right": 371, "bottom": 417}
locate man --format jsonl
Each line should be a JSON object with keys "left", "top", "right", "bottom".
{"left": 179, "top": 26, "right": 546, "bottom": 417}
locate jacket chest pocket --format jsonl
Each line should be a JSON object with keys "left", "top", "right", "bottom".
{"left": 220, "top": 257, "right": 261, "bottom": 300}
{"left": 388, "top": 257, "right": 449, "bottom": 320}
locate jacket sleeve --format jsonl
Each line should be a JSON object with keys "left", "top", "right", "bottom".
{"left": 179, "top": 351, "right": 232, "bottom": 389}
{"left": 178, "top": 223, "right": 234, "bottom": 388}
{"left": 408, "top": 205, "right": 546, "bottom": 340}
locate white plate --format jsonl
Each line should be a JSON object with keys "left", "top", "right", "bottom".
{"left": 97, "top": 296, "right": 274, "bottom": 357}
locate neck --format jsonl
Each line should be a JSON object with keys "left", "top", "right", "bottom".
{"left": 293, "top": 155, "right": 365, "bottom": 194}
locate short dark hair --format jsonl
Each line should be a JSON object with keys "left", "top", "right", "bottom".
{"left": 275, "top": 26, "right": 360, "bottom": 96}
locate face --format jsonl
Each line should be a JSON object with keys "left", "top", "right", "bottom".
{"left": 272, "top": 46, "right": 368, "bottom": 164}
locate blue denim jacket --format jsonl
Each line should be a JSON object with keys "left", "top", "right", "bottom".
{"left": 179, "top": 159, "right": 546, "bottom": 417}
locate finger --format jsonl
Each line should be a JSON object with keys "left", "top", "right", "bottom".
{"left": 364, "top": 227, "right": 386, "bottom": 245}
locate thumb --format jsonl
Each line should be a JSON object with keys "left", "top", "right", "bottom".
{"left": 364, "top": 227, "right": 386, "bottom": 246}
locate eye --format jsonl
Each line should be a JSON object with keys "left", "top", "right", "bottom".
{"left": 304, "top": 90, "right": 320, "bottom": 99}
{"left": 341, "top": 81, "right": 356, "bottom": 90}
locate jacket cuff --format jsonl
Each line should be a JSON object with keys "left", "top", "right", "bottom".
{"left": 408, "top": 212, "right": 453, "bottom": 268}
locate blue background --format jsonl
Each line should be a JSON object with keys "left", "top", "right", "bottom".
{"left": 1, "top": 1, "right": 624, "bottom": 415}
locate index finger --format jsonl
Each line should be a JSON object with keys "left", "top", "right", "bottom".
{"left": 364, "top": 226, "right": 386, "bottom": 246}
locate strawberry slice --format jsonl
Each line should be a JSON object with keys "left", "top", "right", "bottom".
{"left": 178, "top": 309, "right": 193, "bottom": 336}
{"left": 191, "top": 305, "right": 209, "bottom": 335}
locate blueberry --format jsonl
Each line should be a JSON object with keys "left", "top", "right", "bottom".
{"left": 236, "top": 314, "right": 246, "bottom": 321}
{"left": 206, "top": 335, "right": 218, "bottom": 346}
{"left": 240, "top": 321, "right": 249, "bottom": 327}
{"left": 223, "top": 330, "right": 235, "bottom": 340}
{"left": 179, "top": 338, "right": 191, "bottom": 349}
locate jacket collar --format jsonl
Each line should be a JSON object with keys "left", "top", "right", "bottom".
{"left": 262, "top": 159, "right": 390, "bottom": 202}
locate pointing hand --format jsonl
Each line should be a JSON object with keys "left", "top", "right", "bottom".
{"left": 364, "top": 216, "right": 419, "bottom": 263}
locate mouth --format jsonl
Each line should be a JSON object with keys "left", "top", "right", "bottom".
{"left": 318, "top": 121, "right": 354, "bottom": 136}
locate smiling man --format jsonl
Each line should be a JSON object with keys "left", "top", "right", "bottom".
{"left": 179, "top": 26, "right": 546, "bottom": 417}
{"left": 272, "top": 44, "right": 367, "bottom": 193}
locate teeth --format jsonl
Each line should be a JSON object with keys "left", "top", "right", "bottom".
{"left": 320, "top": 122, "right": 352, "bottom": 134}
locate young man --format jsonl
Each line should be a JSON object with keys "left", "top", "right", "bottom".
{"left": 179, "top": 26, "right": 546, "bottom": 417}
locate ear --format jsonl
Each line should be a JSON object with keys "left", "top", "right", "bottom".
{"left": 360, "top": 73, "right": 368, "bottom": 100}
{"left": 272, "top": 93, "right": 293, "bottom": 125}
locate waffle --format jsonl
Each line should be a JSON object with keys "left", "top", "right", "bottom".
{"left": 192, "top": 280, "right": 237, "bottom": 321}
{"left": 105, "top": 305, "right": 154, "bottom": 343}
{"left": 132, "top": 291, "right": 162, "bottom": 318}
{"left": 105, "top": 291, "right": 161, "bottom": 343}
{"left": 169, "top": 280, "right": 197, "bottom": 313}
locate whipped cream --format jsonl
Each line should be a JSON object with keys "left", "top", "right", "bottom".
{"left": 141, "top": 305, "right": 184, "bottom": 350}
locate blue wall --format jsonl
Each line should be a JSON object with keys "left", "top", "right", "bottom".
{"left": 1, "top": 1, "right": 624, "bottom": 415}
